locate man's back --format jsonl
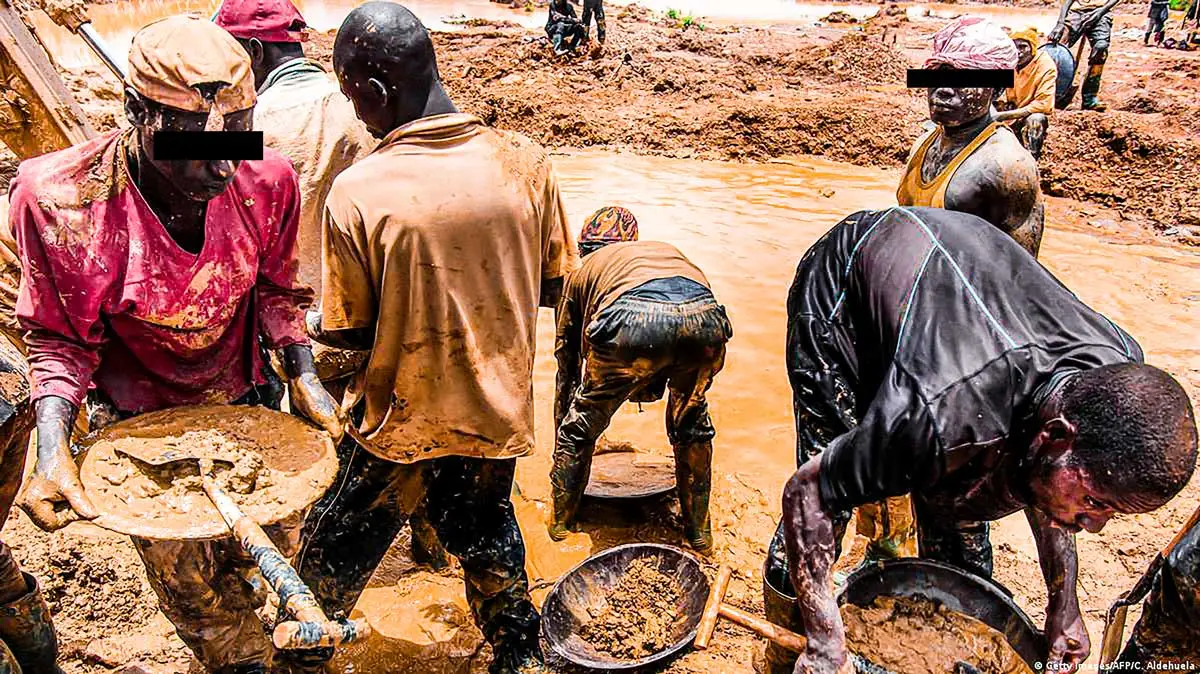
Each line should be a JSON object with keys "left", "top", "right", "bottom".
{"left": 322, "top": 113, "right": 575, "bottom": 463}
{"left": 787, "top": 207, "right": 1138, "bottom": 511}
{"left": 254, "top": 59, "right": 375, "bottom": 291}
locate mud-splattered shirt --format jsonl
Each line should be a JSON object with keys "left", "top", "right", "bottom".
{"left": 7, "top": 127, "right": 311, "bottom": 414}
{"left": 322, "top": 113, "right": 577, "bottom": 463}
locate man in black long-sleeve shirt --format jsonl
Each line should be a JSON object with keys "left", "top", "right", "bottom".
{"left": 771, "top": 207, "right": 1198, "bottom": 673}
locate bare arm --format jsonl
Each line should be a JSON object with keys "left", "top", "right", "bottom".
{"left": 782, "top": 459, "right": 848, "bottom": 673}
{"left": 1026, "top": 508, "right": 1090, "bottom": 666}
{"left": 987, "top": 147, "right": 1043, "bottom": 257}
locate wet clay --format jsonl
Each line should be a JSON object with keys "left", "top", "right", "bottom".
{"left": 578, "top": 557, "right": 684, "bottom": 659}
{"left": 79, "top": 405, "right": 338, "bottom": 540}
{"left": 843, "top": 596, "right": 1034, "bottom": 674}
{"left": 89, "top": 430, "right": 280, "bottom": 521}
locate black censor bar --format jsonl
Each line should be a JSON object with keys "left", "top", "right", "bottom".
{"left": 153, "top": 131, "right": 264, "bottom": 161}
{"left": 906, "top": 69, "right": 1015, "bottom": 89}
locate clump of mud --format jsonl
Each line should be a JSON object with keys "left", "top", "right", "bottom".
{"left": 579, "top": 557, "right": 684, "bottom": 660}
{"left": 89, "top": 429, "right": 279, "bottom": 522}
{"left": 816, "top": 31, "right": 909, "bottom": 84}
{"left": 821, "top": 10, "right": 858, "bottom": 23}
{"left": 843, "top": 596, "right": 1033, "bottom": 674}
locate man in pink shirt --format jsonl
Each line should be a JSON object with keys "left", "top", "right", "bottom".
{"left": 9, "top": 16, "right": 341, "bottom": 673}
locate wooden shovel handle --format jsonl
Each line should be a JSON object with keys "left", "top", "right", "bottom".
{"left": 718, "top": 604, "right": 808, "bottom": 653}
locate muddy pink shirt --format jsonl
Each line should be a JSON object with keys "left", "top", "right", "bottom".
{"left": 7, "top": 128, "right": 312, "bottom": 414}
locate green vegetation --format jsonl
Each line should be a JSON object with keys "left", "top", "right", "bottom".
{"left": 665, "top": 8, "right": 705, "bottom": 30}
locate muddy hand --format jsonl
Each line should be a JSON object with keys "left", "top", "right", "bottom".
{"left": 290, "top": 372, "right": 345, "bottom": 445}
{"left": 792, "top": 639, "right": 850, "bottom": 674}
{"left": 1046, "top": 605, "right": 1090, "bottom": 671}
{"left": 1048, "top": 23, "right": 1066, "bottom": 44}
{"left": 18, "top": 442, "right": 98, "bottom": 531}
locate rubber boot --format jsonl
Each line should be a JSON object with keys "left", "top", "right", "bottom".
{"left": 674, "top": 441, "right": 713, "bottom": 554}
{"left": 1145, "top": 31, "right": 1151, "bottom": 45}
{"left": 0, "top": 574, "right": 63, "bottom": 674}
{"left": 548, "top": 439, "right": 595, "bottom": 541}
{"left": 762, "top": 563, "right": 800, "bottom": 674}
{"left": 1155, "top": 30, "right": 1165, "bottom": 45}
{"left": 1081, "top": 63, "right": 1108, "bottom": 111}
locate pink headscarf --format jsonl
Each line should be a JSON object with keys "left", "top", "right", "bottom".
{"left": 925, "top": 16, "right": 1019, "bottom": 70}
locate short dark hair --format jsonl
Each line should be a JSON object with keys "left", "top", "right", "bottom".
{"left": 1063, "top": 363, "right": 1198, "bottom": 510}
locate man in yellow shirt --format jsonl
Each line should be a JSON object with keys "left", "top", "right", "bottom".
{"left": 997, "top": 28, "right": 1056, "bottom": 160}
{"left": 297, "top": 4, "right": 576, "bottom": 672}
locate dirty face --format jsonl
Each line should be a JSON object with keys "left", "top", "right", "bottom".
{"left": 128, "top": 95, "right": 255, "bottom": 202}
{"left": 927, "top": 84, "right": 996, "bottom": 128}
{"left": 1014, "top": 39, "right": 1034, "bottom": 69}
{"left": 1027, "top": 460, "right": 1121, "bottom": 534}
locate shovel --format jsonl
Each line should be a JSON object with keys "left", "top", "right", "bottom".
{"left": 1098, "top": 502, "right": 1200, "bottom": 664}
{"left": 115, "top": 442, "right": 371, "bottom": 650}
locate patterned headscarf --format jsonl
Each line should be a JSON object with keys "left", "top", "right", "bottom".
{"left": 925, "top": 16, "right": 1019, "bottom": 71}
{"left": 579, "top": 206, "right": 639, "bottom": 244}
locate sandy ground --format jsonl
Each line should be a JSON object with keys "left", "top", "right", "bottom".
{"left": 0, "top": 1, "right": 1199, "bottom": 673}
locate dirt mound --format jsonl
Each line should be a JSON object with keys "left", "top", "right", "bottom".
{"left": 815, "top": 31, "right": 909, "bottom": 84}
{"left": 1043, "top": 111, "right": 1200, "bottom": 228}
{"left": 822, "top": 10, "right": 859, "bottom": 23}
{"left": 4, "top": 513, "right": 191, "bottom": 673}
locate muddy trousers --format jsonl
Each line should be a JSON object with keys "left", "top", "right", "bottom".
{"left": 1147, "top": 3, "right": 1170, "bottom": 44}
{"left": 289, "top": 448, "right": 541, "bottom": 673}
{"left": 581, "top": 0, "right": 605, "bottom": 42}
{"left": 547, "top": 20, "right": 586, "bottom": 52}
{"left": 552, "top": 294, "right": 731, "bottom": 550}
{"left": 1065, "top": 8, "right": 1112, "bottom": 108}
{"left": 133, "top": 522, "right": 301, "bottom": 674}
{"left": 1117, "top": 520, "right": 1200, "bottom": 670}
{"left": 0, "top": 361, "right": 56, "bottom": 674}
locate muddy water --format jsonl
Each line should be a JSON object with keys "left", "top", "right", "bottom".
{"left": 336, "top": 151, "right": 1199, "bottom": 672}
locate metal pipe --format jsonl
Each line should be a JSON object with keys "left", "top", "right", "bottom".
{"left": 77, "top": 22, "right": 123, "bottom": 80}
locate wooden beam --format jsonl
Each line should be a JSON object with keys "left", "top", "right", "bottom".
{"left": 0, "top": 0, "right": 94, "bottom": 160}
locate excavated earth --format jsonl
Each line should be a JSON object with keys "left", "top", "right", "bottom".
{"left": 0, "top": 1, "right": 1199, "bottom": 673}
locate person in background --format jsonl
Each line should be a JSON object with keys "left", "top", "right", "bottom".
{"left": 11, "top": 17, "right": 342, "bottom": 673}
{"left": 546, "top": 0, "right": 586, "bottom": 55}
{"left": 1050, "top": 0, "right": 1122, "bottom": 110}
{"left": 214, "top": 0, "right": 448, "bottom": 571}
{"left": 582, "top": 0, "right": 606, "bottom": 46}
{"left": 1146, "top": 0, "right": 1171, "bottom": 46}
{"left": 885, "top": 16, "right": 1044, "bottom": 568}
{"left": 296, "top": 3, "right": 576, "bottom": 672}
{"left": 550, "top": 207, "right": 731, "bottom": 553}
{"left": 997, "top": 27, "right": 1056, "bottom": 160}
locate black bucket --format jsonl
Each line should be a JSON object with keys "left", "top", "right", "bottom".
{"left": 1042, "top": 42, "right": 1078, "bottom": 110}
{"left": 763, "top": 554, "right": 1047, "bottom": 670}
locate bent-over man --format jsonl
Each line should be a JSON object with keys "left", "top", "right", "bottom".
{"left": 550, "top": 207, "right": 732, "bottom": 553}
{"left": 11, "top": 17, "right": 342, "bottom": 674}
{"left": 767, "top": 206, "right": 1197, "bottom": 674}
